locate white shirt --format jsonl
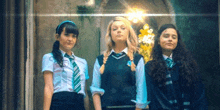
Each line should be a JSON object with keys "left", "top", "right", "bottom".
{"left": 163, "top": 53, "right": 173, "bottom": 60}
{"left": 42, "top": 50, "right": 89, "bottom": 96}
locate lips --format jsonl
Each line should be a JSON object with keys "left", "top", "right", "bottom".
{"left": 67, "top": 43, "right": 73, "bottom": 45}
{"left": 166, "top": 43, "right": 173, "bottom": 45}
{"left": 117, "top": 35, "right": 122, "bottom": 37}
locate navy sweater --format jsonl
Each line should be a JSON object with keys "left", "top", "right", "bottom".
{"left": 97, "top": 53, "right": 142, "bottom": 107}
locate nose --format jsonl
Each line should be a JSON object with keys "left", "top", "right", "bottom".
{"left": 67, "top": 37, "right": 74, "bottom": 42}
{"left": 67, "top": 37, "right": 72, "bottom": 40}
{"left": 168, "top": 36, "right": 173, "bottom": 41}
{"left": 117, "top": 29, "right": 122, "bottom": 33}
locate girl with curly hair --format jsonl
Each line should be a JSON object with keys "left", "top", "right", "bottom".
{"left": 90, "top": 17, "right": 149, "bottom": 110}
{"left": 145, "top": 24, "right": 208, "bottom": 110}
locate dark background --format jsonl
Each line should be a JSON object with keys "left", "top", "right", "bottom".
{"left": 171, "top": 0, "right": 219, "bottom": 109}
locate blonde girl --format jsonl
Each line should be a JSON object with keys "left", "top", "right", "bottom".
{"left": 90, "top": 17, "right": 149, "bottom": 110}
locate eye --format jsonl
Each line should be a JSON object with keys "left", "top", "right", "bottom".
{"left": 64, "top": 33, "right": 69, "bottom": 36}
{"left": 72, "top": 34, "right": 77, "bottom": 37}
{"left": 112, "top": 28, "right": 117, "bottom": 31}
{"left": 121, "top": 27, "right": 126, "bottom": 30}
{"left": 163, "top": 34, "right": 169, "bottom": 38}
{"left": 172, "top": 35, "right": 177, "bottom": 39}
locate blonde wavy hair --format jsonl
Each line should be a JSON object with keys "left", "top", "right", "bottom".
{"left": 100, "top": 16, "right": 138, "bottom": 74}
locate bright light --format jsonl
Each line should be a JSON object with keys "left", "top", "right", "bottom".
{"left": 128, "top": 16, "right": 133, "bottom": 20}
{"left": 136, "top": 11, "right": 143, "bottom": 20}
{"left": 126, "top": 8, "right": 145, "bottom": 23}
{"left": 86, "top": 0, "right": 95, "bottom": 6}
{"left": 133, "top": 19, "right": 138, "bottom": 23}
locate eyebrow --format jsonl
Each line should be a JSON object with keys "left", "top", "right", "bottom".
{"left": 163, "top": 33, "right": 177, "bottom": 36}
{"left": 112, "top": 24, "right": 125, "bottom": 27}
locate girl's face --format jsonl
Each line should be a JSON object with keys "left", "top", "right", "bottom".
{"left": 111, "top": 21, "right": 129, "bottom": 44}
{"left": 159, "top": 28, "right": 178, "bottom": 53}
{"left": 56, "top": 28, "right": 77, "bottom": 52}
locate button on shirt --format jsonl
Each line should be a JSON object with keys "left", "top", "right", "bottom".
{"left": 90, "top": 48, "right": 149, "bottom": 108}
{"left": 42, "top": 50, "right": 89, "bottom": 96}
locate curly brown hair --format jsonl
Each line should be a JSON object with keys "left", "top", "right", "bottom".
{"left": 148, "top": 24, "right": 199, "bottom": 87}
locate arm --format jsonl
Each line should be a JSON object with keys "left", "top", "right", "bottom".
{"left": 90, "top": 59, "right": 105, "bottom": 110}
{"left": 135, "top": 57, "right": 148, "bottom": 109}
{"left": 145, "top": 62, "right": 152, "bottom": 109}
{"left": 93, "top": 94, "right": 102, "bottom": 110}
{"left": 135, "top": 108, "right": 142, "bottom": 110}
{"left": 43, "top": 71, "right": 54, "bottom": 110}
{"left": 192, "top": 79, "right": 208, "bottom": 110}
{"left": 84, "top": 81, "right": 90, "bottom": 110}
{"left": 83, "top": 60, "right": 90, "bottom": 110}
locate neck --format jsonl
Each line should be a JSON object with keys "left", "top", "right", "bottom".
{"left": 113, "top": 43, "right": 127, "bottom": 53}
{"left": 162, "top": 50, "right": 172, "bottom": 57}
{"left": 60, "top": 48, "right": 72, "bottom": 56}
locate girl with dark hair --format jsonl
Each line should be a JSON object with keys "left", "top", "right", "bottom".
{"left": 145, "top": 24, "right": 208, "bottom": 110}
{"left": 90, "top": 17, "right": 149, "bottom": 110}
{"left": 42, "top": 20, "right": 89, "bottom": 110}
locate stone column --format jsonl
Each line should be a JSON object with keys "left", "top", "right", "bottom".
{"left": 25, "top": 0, "right": 34, "bottom": 109}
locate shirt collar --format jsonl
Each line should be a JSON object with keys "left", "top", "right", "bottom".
{"left": 110, "top": 47, "right": 128, "bottom": 55}
{"left": 60, "top": 49, "right": 75, "bottom": 58}
{"left": 163, "top": 53, "right": 173, "bottom": 60}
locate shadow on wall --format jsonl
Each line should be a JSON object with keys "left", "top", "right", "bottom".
{"left": 171, "top": 0, "right": 219, "bottom": 109}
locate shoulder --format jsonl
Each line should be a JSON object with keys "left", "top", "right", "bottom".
{"left": 134, "top": 53, "right": 143, "bottom": 58}
{"left": 133, "top": 53, "right": 143, "bottom": 64}
{"left": 96, "top": 54, "right": 104, "bottom": 66}
{"left": 43, "top": 53, "right": 53, "bottom": 57}
{"left": 97, "top": 54, "right": 104, "bottom": 60}
{"left": 145, "top": 60, "right": 153, "bottom": 69}
{"left": 42, "top": 53, "right": 54, "bottom": 61}
{"left": 75, "top": 56, "right": 87, "bottom": 65}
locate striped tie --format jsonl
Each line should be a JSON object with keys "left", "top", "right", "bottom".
{"left": 64, "top": 54, "right": 81, "bottom": 93}
{"left": 165, "top": 58, "right": 174, "bottom": 68}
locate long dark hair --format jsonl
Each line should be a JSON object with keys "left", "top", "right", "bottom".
{"left": 52, "top": 21, "right": 79, "bottom": 67}
{"left": 149, "top": 24, "right": 199, "bottom": 87}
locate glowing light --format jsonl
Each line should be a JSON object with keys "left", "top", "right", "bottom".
{"left": 128, "top": 16, "right": 133, "bottom": 20}
{"left": 126, "top": 8, "right": 145, "bottom": 23}
{"left": 86, "top": 0, "right": 95, "bottom": 6}
{"left": 133, "top": 19, "right": 138, "bottom": 23}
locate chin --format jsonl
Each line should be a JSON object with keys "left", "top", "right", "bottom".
{"left": 65, "top": 47, "right": 73, "bottom": 50}
{"left": 163, "top": 48, "right": 174, "bottom": 52}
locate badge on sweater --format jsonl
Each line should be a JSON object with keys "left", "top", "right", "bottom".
{"left": 127, "top": 60, "right": 132, "bottom": 66}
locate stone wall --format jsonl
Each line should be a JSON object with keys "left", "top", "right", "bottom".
{"left": 33, "top": 0, "right": 100, "bottom": 109}
{"left": 33, "top": 0, "right": 220, "bottom": 109}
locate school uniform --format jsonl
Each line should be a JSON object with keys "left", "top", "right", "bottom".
{"left": 90, "top": 48, "right": 149, "bottom": 109}
{"left": 42, "top": 50, "right": 89, "bottom": 110}
{"left": 145, "top": 54, "right": 208, "bottom": 110}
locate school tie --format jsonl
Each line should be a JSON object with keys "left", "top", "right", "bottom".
{"left": 64, "top": 54, "right": 81, "bottom": 93}
{"left": 165, "top": 58, "right": 174, "bottom": 68}
{"left": 112, "top": 52, "right": 126, "bottom": 59}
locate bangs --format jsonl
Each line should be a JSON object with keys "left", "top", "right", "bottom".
{"left": 64, "top": 24, "right": 79, "bottom": 36}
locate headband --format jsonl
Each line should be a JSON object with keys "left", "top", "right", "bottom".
{"left": 56, "top": 20, "right": 76, "bottom": 33}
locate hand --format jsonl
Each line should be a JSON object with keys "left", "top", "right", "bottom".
{"left": 135, "top": 108, "right": 142, "bottom": 110}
